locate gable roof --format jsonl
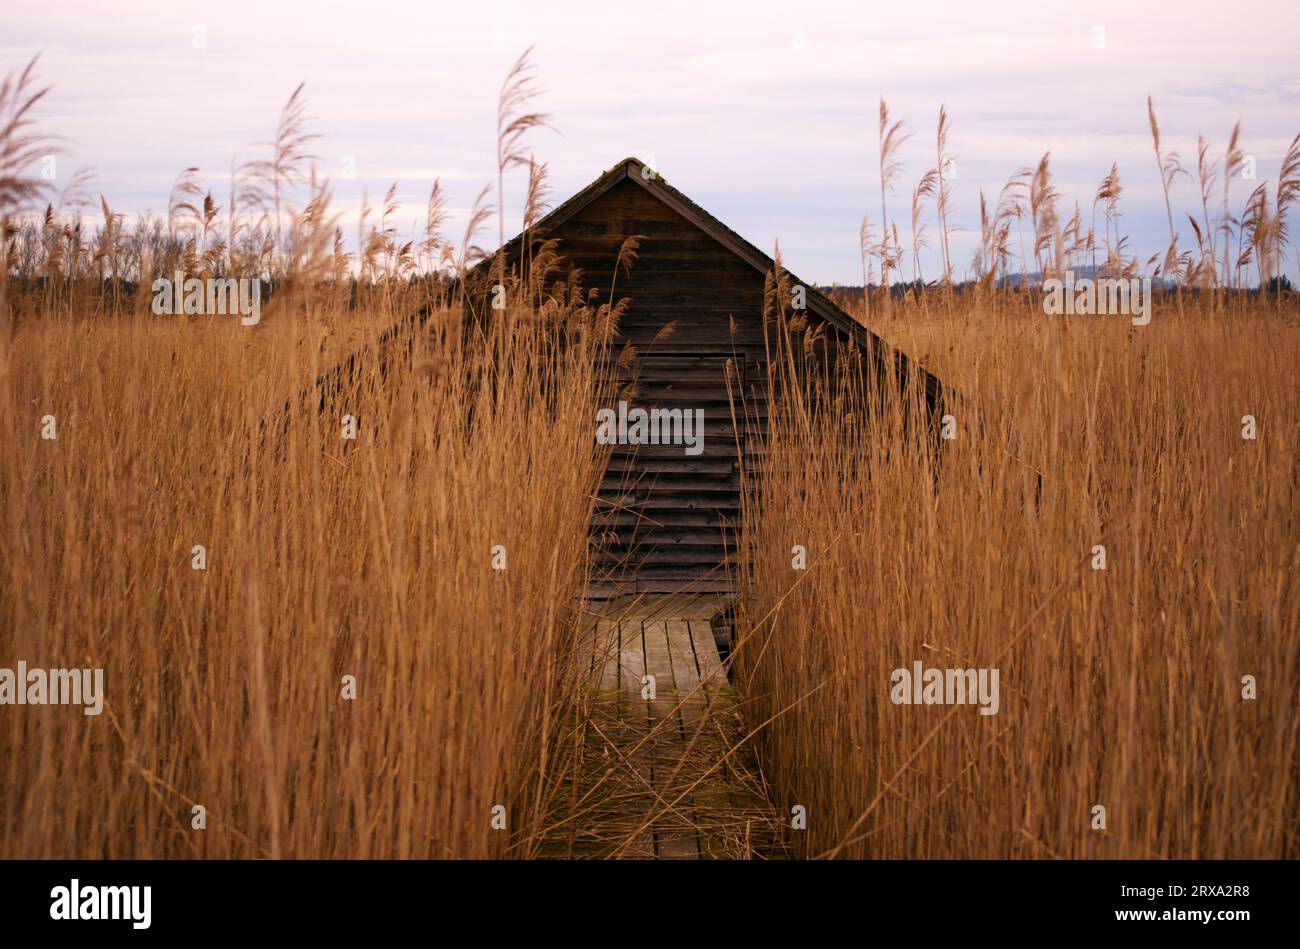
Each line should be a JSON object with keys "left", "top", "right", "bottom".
{"left": 485, "top": 156, "right": 944, "bottom": 406}
{"left": 316, "top": 157, "right": 948, "bottom": 417}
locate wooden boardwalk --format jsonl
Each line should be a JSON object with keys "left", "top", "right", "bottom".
{"left": 541, "top": 595, "right": 786, "bottom": 859}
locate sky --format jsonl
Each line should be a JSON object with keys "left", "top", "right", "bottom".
{"left": 4, "top": 0, "right": 1299, "bottom": 284}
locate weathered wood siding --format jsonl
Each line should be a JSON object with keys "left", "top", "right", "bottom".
{"left": 315, "top": 159, "right": 946, "bottom": 596}
{"left": 480, "top": 172, "right": 918, "bottom": 594}
{"left": 543, "top": 178, "right": 774, "bottom": 593}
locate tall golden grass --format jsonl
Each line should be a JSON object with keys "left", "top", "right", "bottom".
{"left": 0, "top": 51, "right": 631, "bottom": 860}
{"left": 0, "top": 298, "right": 612, "bottom": 858}
{"left": 737, "top": 293, "right": 1299, "bottom": 859}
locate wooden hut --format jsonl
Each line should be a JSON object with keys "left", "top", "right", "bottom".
{"left": 465, "top": 157, "right": 946, "bottom": 595}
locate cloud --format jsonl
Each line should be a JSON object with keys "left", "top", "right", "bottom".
{"left": 3, "top": 0, "right": 1297, "bottom": 282}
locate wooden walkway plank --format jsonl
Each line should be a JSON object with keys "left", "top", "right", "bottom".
{"left": 665, "top": 618, "right": 707, "bottom": 731}
{"left": 665, "top": 620, "right": 701, "bottom": 693}
{"left": 555, "top": 595, "right": 784, "bottom": 860}
{"left": 641, "top": 619, "right": 676, "bottom": 714}
{"left": 655, "top": 819, "right": 701, "bottom": 858}
{"left": 592, "top": 619, "right": 620, "bottom": 689}
{"left": 687, "top": 619, "right": 727, "bottom": 693}
{"left": 617, "top": 618, "right": 659, "bottom": 858}
{"left": 618, "top": 619, "right": 646, "bottom": 693}
{"left": 640, "top": 618, "right": 700, "bottom": 858}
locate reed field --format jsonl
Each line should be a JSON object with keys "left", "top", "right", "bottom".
{"left": 1, "top": 53, "right": 1296, "bottom": 860}
{"left": 736, "top": 293, "right": 1298, "bottom": 859}
{"left": 1, "top": 300, "right": 618, "bottom": 858}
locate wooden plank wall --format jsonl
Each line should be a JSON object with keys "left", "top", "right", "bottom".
{"left": 506, "top": 177, "right": 855, "bottom": 593}
{"left": 558, "top": 179, "right": 775, "bottom": 593}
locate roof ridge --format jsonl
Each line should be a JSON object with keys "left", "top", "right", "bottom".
{"left": 472, "top": 158, "right": 943, "bottom": 402}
